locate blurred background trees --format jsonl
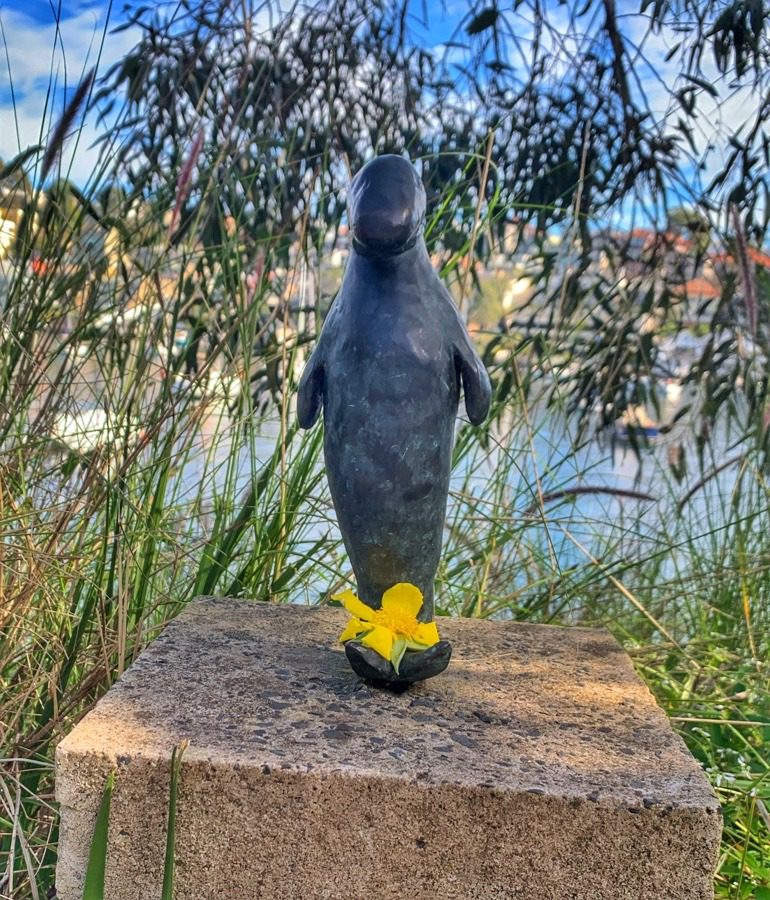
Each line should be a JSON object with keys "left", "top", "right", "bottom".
{"left": 87, "top": 0, "right": 770, "bottom": 443}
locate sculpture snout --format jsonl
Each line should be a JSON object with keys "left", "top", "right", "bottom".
{"left": 348, "top": 154, "right": 426, "bottom": 257}
{"left": 353, "top": 206, "right": 417, "bottom": 252}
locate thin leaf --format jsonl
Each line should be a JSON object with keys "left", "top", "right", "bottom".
{"left": 82, "top": 771, "right": 114, "bottom": 900}
{"left": 391, "top": 637, "right": 407, "bottom": 674}
{"left": 162, "top": 740, "right": 188, "bottom": 900}
{"left": 466, "top": 8, "right": 499, "bottom": 35}
{"left": 0, "top": 145, "right": 42, "bottom": 181}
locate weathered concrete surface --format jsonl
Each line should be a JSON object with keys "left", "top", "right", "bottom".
{"left": 56, "top": 598, "right": 721, "bottom": 900}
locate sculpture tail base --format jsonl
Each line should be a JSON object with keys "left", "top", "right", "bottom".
{"left": 345, "top": 640, "right": 452, "bottom": 690}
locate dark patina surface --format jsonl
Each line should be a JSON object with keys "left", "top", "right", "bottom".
{"left": 298, "top": 155, "right": 491, "bottom": 685}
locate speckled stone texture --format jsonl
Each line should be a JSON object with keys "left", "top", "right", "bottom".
{"left": 55, "top": 598, "right": 721, "bottom": 900}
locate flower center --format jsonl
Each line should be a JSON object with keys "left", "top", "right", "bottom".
{"left": 373, "top": 607, "right": 419, "bottom": 639}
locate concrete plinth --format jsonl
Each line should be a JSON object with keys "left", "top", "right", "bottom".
{"left": 55, "top": 598, "right": 721, "bottom": 899}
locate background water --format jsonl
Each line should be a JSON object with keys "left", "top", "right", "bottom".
{"left": 38, "top": 351, "right": 743, "bottom": 607}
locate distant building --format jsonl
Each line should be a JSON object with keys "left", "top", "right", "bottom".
{"left": 0, "top": 185, "right": 32, "bottom": 258}
{"left": 670, "top": 277, "right": 721, "bottom": 302}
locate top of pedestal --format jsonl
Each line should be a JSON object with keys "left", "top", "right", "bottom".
{"left": 57, "top": 597, "right": 718, "bottom": 812}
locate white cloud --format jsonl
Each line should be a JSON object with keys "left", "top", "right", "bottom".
{"left": 0, "top": 3, "right": 140, "bottom": 185}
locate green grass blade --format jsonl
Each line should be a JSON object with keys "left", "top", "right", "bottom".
{"left": 82, "top": 771, "right": 114, "bottom": 900}
{"left": 162, "top": 740, "right": 188, "bottom": 900}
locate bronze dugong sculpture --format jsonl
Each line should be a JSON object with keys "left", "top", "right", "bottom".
{"left": 298, "top": 154, "right": 491, "bottom": 686}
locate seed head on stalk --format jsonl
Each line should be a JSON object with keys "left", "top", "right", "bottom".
{"left": 168, "top": 130, "right": 205, "bottom": 240}
{"left": 41, "top": 67, "right": 96, "bottom": 181}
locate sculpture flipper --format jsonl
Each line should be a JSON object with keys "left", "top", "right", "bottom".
{"left": 297, "top": 351, "right": 324, "bottom": 429}
{"left": 456, "top": 335, "right": 492, "bottom": 425}
{"left": 345, "top": 639, "right": 453, "bottom": 690}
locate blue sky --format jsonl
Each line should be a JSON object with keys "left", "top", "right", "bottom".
{"left": 0, "top": 0, "right": 463, "bottom": 184}
{"left": 0, "top": 1, "right": 127, "bottom": 103}
{"left": 0, "top": 0, "right": 760, "bottom": 201}
{"left": 0, "top": 0, "right": 139, "bottom": 183}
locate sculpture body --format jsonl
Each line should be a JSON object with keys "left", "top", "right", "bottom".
{"left": 298, "top": 155, "right": 491, "bottom": 684}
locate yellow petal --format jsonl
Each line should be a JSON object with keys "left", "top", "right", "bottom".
{"left": 361, "top": 624, "right": 395, "bottom": 661}
{"left": 339, "top": 617, "right": 371, "bottom": 643}
{"left": 414, "top": 621, "right": 440, "bottom": 647}
{"left": 332, "top": 589, "right": 375, "bottom": 623}
{"left": 381, "top": 582, "right": 423, "bottom": 618}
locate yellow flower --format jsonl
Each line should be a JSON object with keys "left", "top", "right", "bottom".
{"left": 335, "top": 582, "right": 440, "bottom": 674}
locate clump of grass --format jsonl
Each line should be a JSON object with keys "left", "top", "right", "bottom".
{"left": 0, "top": 61, "right": 334, "bottom": 893}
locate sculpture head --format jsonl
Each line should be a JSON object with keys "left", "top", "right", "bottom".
{"left": 348, "top": 155, "right": 426, "bottom": 258}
